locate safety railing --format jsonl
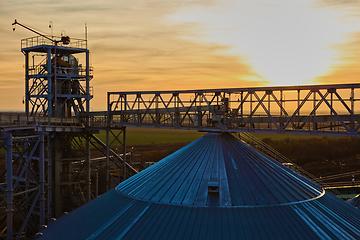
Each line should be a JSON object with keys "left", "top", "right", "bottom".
{"left": 0, "top": 112, "right": 83, "bottom": 128}
{"left": 21, "top": 35, "right": 87, "bottom": 49}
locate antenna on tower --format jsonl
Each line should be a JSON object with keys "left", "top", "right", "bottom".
{"left": 85, "top": 22, "right": 88, "bottom": 49}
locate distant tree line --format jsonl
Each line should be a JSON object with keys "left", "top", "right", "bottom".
{"left": 261, "top": 137, "right": 360, "bottom": 177}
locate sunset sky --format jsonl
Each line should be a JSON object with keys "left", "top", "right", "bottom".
{"left": 1, "top": 0, "right": 360, "bottom": 110}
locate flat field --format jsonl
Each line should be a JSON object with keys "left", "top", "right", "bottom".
{"left": 94, "top": 127, "right": 206, "bottom": 145}
{"left": 94, "top": 127, "right": 324, "bottom": 146}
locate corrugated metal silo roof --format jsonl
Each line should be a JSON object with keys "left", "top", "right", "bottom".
{"left": 38, "top": 133, "right": 360, "bottom": 239}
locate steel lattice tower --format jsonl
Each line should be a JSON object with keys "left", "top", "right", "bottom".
{"left": 0, "top": 22, "right": 137, "bottom": 240}
{"left": 22, "top": 35, "right": 92, "bottom": 117}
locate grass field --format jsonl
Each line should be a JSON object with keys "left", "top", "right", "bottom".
{"left": 94, "top": 127, "right": 325, "bottom": 146}
{"left": 94, "top": 127, "right": 206, "bottom": 145}
{"left": 0, "top": 128, "right": 333, "bottom": 156}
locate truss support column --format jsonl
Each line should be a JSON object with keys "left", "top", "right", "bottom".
{"left": 6, "top": 134, "right": 13, "bottom": 240}
{"left": 94, "top": 170, "right": 98, "bottom": 198}
{"left": 268, "top": 93, "right": 271, "bottom": 130}
{"left": 351, "top": 88, "right": 354, "bottom": 134}
{"left": 297, "top": 90, "right": 300, "bottom": 130}
{"left": 330, "top": 92, "right": 333, "bottom": 131}
{"left": 86, "top": 50, "right": 90, "bottom": 113}
{"left": 86, "top": 134, "right": 91, "bottom": 202}
{"left": 240, "top": 92, "right": 243, "bottom": 117}
{"left": 155, "top": 94, "right": 159, "bottom": 126}
{"left": 250, "top": 92, "right": 253, "bottom": 131}
{"left": 280, "top": 90, "right": 283, "bottom": 131}
{"left": 123, "top": 127, "right": 127, "bottom": 181}
{"left": 47, "top": 48, "right": 52, "bottom": 117}
{"left": 106, "top": 129, "right": 110, "bottom": 191}
{"left": 54, "top": 136, "right": 61, "bottom": 217}
{"left": 313, "top": 91, "right": 317, "bottom": 133}
{"left": 46, "top": 134, "right": 51, "bottom": 221}
{"left": 197, "top": 93, "right": 202, "bottom": 128}
{"left": 106, "top": 92, "right": 110, "bottom": 191}
{"left": 39, "top": 132, "right": 45, "bottom": 226}
{"left": 25, "top": 52, "right": 29, "bottom": 119}
{"left": 54, "top": 44, "right": 58, "bottom": 118}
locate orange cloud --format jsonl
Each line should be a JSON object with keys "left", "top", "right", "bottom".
{"left": 315, "top": 31, "right": 360, "bottom": 84}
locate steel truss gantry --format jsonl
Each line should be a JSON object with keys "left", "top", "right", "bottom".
{"left": 107, "top": 83, "right": 360, "bottom": 136}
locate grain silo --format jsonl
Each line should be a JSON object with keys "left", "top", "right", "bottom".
{"left": 37, "top": 133, "right": 360, "bottom": 239}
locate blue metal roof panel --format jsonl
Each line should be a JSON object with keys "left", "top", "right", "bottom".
{"left": 117, "top": 133, "right": 323, "bottom": 207}
{"left": 39, "top": 193, "right": 360, "bottom": 239}
{"left": 39, "top": 133, "right": 360, "bottom": 239}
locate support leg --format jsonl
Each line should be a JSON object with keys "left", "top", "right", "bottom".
{"left": 54, "top": 136, "right": 61, "bottom": 217}
{"left": 123, "top": 127, "right": 126, "bottom": 181}
{"left": 86, "top": 134, "right": 91, "bottom": 202}
{"left": 106, "top": 129, "right": 110, "bottom": 191}
{"left": 39, "top": 133, "right": 45, "bottom": 226}
{"left": 5, "top": 134, "right": 12, "bottom": 240}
